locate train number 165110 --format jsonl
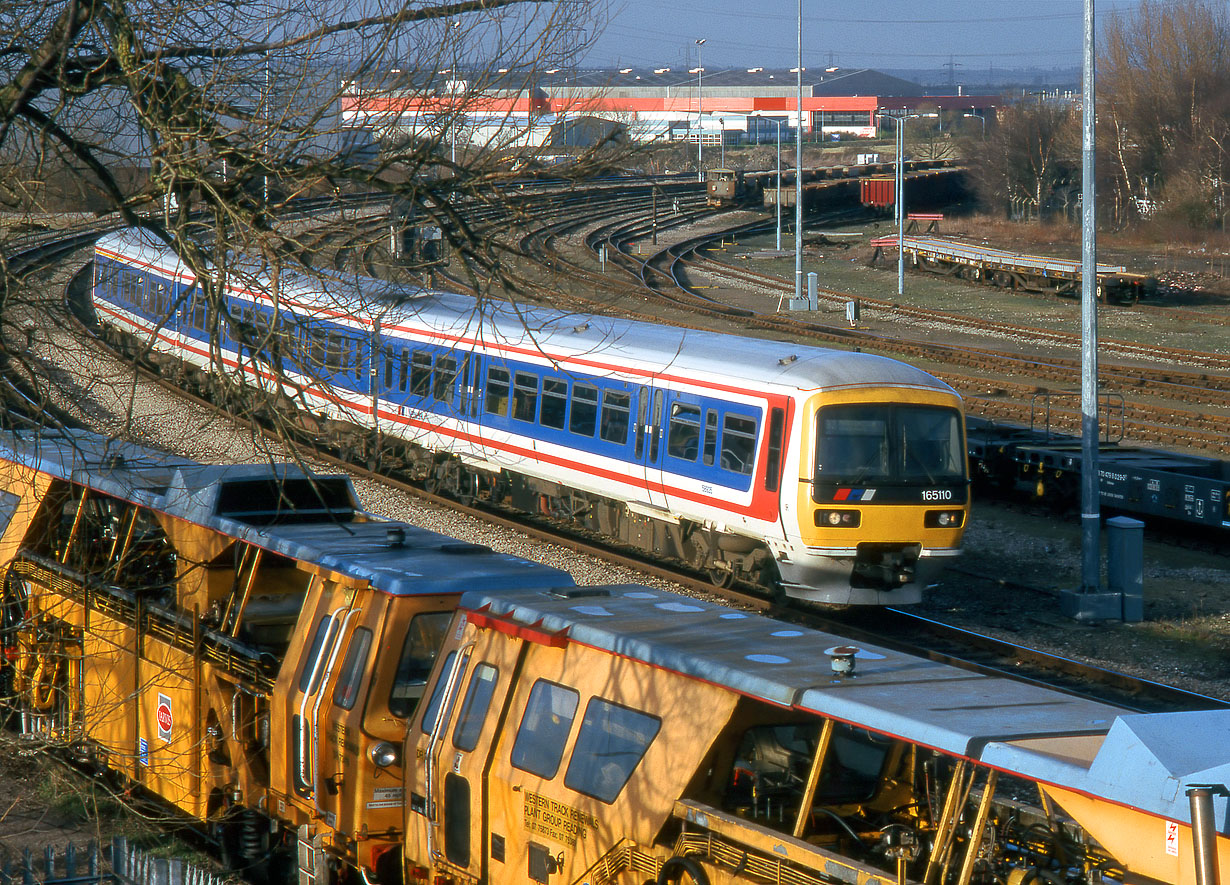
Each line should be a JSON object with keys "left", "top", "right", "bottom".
{"left": 921, "top": 489, "right": 953, "bottom": 501}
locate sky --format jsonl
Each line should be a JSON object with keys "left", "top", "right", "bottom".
{"left": 582, "top": 0, "right": 1159, "bottom": 76}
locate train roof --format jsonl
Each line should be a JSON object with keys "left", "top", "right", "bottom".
{"left": 96, "top": 228, "right": 957, "bottom": 398}
{"left": 459, "top": 586, "right": 1230, "bottom": 825}
{"left": 0, "top": 428, "right": 571, "bottom": 597}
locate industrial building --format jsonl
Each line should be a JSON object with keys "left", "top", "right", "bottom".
{"left": 340, "top": 66, "right": 1001, "bottom": 150}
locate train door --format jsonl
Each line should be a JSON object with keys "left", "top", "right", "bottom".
{"left": 404, "top": 613, "right": 529, "bottom": 882}
{"left": 634, "top": 386, "right": 668, "bottom": 509}
{"left": 279, "top": 576, "right": 360, "bottom": 814}
{"left": 311, "top": 593, "right": 387, "bottom": 840}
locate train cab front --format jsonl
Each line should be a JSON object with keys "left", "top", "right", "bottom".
{"left": 783, "top": 393, "right": 969, "bottom": 604}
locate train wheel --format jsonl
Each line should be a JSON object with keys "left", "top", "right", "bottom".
{"left": 657, "top": 856, "right": 709, "bottom": 885}
{"left": 707, "top": 565, "right": 735, "bottom": 590}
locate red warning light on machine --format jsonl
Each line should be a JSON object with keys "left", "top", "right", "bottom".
{"left": 156, "top": 693, "right": 172, "bottom": 742}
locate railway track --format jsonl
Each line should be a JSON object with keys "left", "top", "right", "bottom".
{"left": 62, "top": 292, "right": 1230, "bottom": 716}
{"left": 2, "top": 195, "right": 1224, "bottom": 724}
{"left": 560, "top": 212, "right": 1230, "bottom": 454}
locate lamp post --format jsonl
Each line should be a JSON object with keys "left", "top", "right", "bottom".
{"left": 449, "top": 20, "right": 461, "bottom": 164}
{"left": 774, "top": 119, "right": 783, "bottom": 251}
{"left": 964, "top": 112, "right": 986, "bottom": 136}
{"left": 875, "top": 112, "right": 937, "bottom": 295}
{"left": 696, "top": 38, "right": 706, "bottom": 182}
{"left": 794, "top": 0, "right": 802, "bottom": 305}
{"left": 719, "top": 117, "right": 725, "bottom": 167}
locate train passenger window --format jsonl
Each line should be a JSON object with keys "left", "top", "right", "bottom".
{"left": 667, "top": 404, "right": 702, "bottom": 461}
{"left": 326, "top": 334, "right": 343, "bottom": 371}
{"left": 599, "top": 390, "right": 631, "bottom": 445}
{"left": 564, "top": 699, "right": 661, "bottom": 803}
{"left": 309, "top": 330, "right": 327, "bottom": 369}
{"left": 298, "top": 615, "right": 341, "bottom": 695}
{"left": 399, "top": 350, "right": 409, "bottom": 392}
{"left": 389, "top": 611, "right": 453, "bottom": 719}
{"left": 452, "top": 663, "right": 499, "bottom": 751}
{"left": 485, "top": 367, "right": 510, "bottom": 416}
{"left": 510, "top": 680, "right": 579, "bottom": 779}
{"left": 332, "top": 627, "right": 373, "bottom": 710}
{"left": 540, "top": 379, "right": 568, "bottom": 430}
{"left": 410, "top": 351, "right": 432, "bottom": 397}
{"left": 420, "top": 651, "right": 464, "bottom": 735}
{"left": 764, "top": 408, "right": 786, "bottom": 492}
{"left": 512, "top": 372, "right": 539, "bottom": 422}
{"left": 383, "top": 348, "right": 395, "bottom": 388}
{"left": 721, "top": 414, "right": 757, "bottom": 475}
{"left": 570, "top": 385, "right": 598, "bottom": 436}
{"left": 703, "top": 410, "right": 718, "bottom": 466}
{"left": 434, "top": 356, "right": 458, "bottom": 403}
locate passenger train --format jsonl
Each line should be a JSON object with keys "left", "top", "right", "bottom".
{"left": 1, "top": 428, "right": 1226, "bottom": 885}
{"left": 90, "top": 227, "right": 969, "bottom": 604}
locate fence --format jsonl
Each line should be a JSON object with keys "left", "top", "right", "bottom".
{"left": 0, "top": 838, "right": 226, "bottom": 885}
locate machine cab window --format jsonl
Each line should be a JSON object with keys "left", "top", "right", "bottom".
{"left": 389, "top": 612, "right": 453, "bottom": 719}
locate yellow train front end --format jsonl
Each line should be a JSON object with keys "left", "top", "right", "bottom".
{"left": 784, "top": 386, "right": 968, "bottom": 604}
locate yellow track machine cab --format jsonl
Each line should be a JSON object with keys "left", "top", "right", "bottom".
{"left": 0, "top": 428, "right": 571, "bottom": 881}
{"left": 401, "top": 586, "right": 1230, "bottom": 885}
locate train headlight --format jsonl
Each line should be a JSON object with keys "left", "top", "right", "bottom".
{"left": 925, "top": 510, "right": 964, "bottom": 528}
{"left": 815, "top": 509, "right": 861, "bottom": 528}
{"left": 369, "top": 741, "right": 401, "bottom": 768}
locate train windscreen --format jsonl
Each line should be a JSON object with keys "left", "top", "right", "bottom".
{"left": 814, "top": 404, "right": 964, "bottom": 486}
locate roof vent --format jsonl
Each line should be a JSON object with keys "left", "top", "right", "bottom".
{"left": 549, "top": 587, "right": 612, "bottom": 599}
{"left": 779, "top": 354, "right": 798, "bottom": 366}
{"left": 573, "top": 322, "right": 590, "bottom": 333}
{"left": 386, "top": 527, "right": 406, "bottom": 547}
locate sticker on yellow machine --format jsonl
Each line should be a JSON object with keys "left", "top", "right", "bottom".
{"left": 367, "top": 787, "right": 405, "bottom": 809}
{"left": 522, "top": 790, "right": 597, "bottom": 847}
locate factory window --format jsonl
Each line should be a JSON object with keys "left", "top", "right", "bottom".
{"left": 667, "top": 404, "right": 702, "bottom": 461}
{"left": 512, "top": 372, "right": 539, "bottom": 423}
{"left": 433, "top": 355, "right": 458, "bottom": 403}
{"left": 702, "top": 410, "right": 719, "bottom": 466}
{"left": 410, "top": 351, "right": 432, "bottom": 397}
{"left": 485, "top": 366, "right": 510, "bottom": 416}
{"left": 721, "top": 414, "right": 757, "bottom": 475}
{"left": 764, "top": 408, "right": 785, "bottom": 492}
{"left": 452, "top": 663, "right": 499, "bottom": 752}
{"left": 599, "top": 390, "right": 631, "bottom": 445}
{"left": 332, "top": 627, "right": 373, "bottom": 711}
{"left": 540, "top": 379, "right": 568, "bottom": 430}
{"left": 390, "top": 611, "right": 453, "bottom": 720}
{"left": 564, "top": 699, "right": 661, "bottom": 803}
{"left": 570, "top": 384, "right": 599, "bottom": 436}
{"left": 511, "top": 680, "right": 579, "bottom": 779}
{"left": 420, "top": 650, "right": 464, "bottom": 735}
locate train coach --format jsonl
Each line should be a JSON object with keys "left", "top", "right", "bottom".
{"left": 394, "top": 584, "right": 1230, "bottom": 885}
{"left": 90, "top": 228, "right": 970, "bottom": 605}
{"left": 0, "top": 427, "right": 573, "bottom": 880}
